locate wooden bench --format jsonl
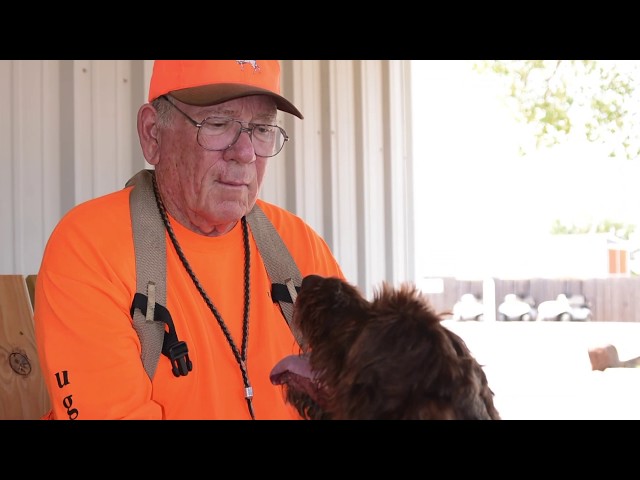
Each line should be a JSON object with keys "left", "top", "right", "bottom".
{"left": 0, "top": 275, "right": 50, "bottom": 419}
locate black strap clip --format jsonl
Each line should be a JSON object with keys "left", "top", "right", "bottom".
{"left": 131, "top": 292, "right": 193, "bottom": 378}
{"left": 271, "top": 282, "right": 301, "bottom": 304}
{"left": 164, "top": 340, "right": 193, "bottom": 377}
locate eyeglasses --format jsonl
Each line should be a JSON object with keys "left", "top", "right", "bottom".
{"left": 160, "top": 95, "right": 289, "bottom": 158}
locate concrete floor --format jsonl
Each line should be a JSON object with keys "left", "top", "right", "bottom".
{"left": 442, "top": 320, "right": 640, "bottom": 420}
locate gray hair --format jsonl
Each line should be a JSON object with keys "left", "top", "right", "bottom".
{"left": 152, "top": 96, "right": 174, "bottom": 128}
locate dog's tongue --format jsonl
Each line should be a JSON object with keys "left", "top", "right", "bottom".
{"left": 270, "top": 354, "right": 323, "bottom": 403}
{"left": 270, "top": 354, "right": 314, "bottom": 384}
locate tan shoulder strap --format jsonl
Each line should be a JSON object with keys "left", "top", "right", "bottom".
{"left": 126, "top": 169, "right": 304, "bottom": 381}
{"left": 246, "top": 203, "right": 305, "bottom": 349}
{"left": 126, "top": 169, "right": 167, "bottom": 380}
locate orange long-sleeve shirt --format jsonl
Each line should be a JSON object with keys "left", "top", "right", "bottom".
{"left": 34, "top": 186, "right": 344, "bottom": 419}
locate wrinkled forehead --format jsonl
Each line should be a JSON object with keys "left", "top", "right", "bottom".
{"left": 196, "top": 95, "right": 278, "bottom": 122}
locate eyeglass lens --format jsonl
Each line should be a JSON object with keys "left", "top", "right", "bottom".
{"left": 198, "top": 117, "right": 287, "bottom": 157}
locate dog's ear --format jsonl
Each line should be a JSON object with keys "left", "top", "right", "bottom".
{"left": 442, "top": 328, "right": 501, "bottom": 420}
{"left": 345, "top": 284, "right": 500, "bottom": 420}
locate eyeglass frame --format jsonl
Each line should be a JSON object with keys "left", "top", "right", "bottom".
{"left": 159, "top": 95, "right": 289, "bottom": 158}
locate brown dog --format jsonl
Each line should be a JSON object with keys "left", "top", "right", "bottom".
{"left": 270, "top": 275, "right": 500, "bottom": 420}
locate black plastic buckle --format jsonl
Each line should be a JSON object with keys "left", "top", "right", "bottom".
{"left": 271, "top": 282, "right": 301, "bottom": 303}
{"left": 131, "top": 292, "right": 194, "bottom": 378}
{"left": 166, "top": 341, "right": 193, "bottom": 377}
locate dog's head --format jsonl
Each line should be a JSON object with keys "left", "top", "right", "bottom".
{"left": 270, "top": 275, "right": 500, "bottom": 420}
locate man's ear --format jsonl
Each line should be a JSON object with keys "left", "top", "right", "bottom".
{"left": 137, "top": 104, "right": 161, "bottom": 166}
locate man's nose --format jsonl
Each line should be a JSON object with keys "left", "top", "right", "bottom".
{"left": 225, "top": 129, "right": 256, "bottom": 162}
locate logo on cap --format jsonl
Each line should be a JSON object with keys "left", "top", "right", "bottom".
{"left": 236, "top": 60, "right": 260, "bottom": 72}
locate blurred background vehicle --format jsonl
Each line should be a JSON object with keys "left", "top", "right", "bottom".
{"left": 497, "top": 293, "right": 537, "bottom": 321}
{"left": 566, "top": 293, "right": 593, "bottom": 321}
{"left": 451, "top": 293, "right": 484, "bottom": 321}
{"left": 536, "top": 293, "right": 593, "bottom": 321}
{"left": 537, "top": 294, "right": 572, "bottom": 321}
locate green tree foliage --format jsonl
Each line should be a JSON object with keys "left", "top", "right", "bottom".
{"left": 474, "top": 60, "right": 640, "bottom": 160}
{"left": 550, "top": 218, "right": 636, "bottom": 240}
{"left": 549, "top": 218, "right": 638, "bottom": 276}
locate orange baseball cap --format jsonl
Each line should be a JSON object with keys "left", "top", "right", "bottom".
{"left": 148, "top": 60, "right": 303, "bottom": 119}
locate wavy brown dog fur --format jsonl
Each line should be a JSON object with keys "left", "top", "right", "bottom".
{"left": 270, "top": 275, "right": 500, "bottom": 420}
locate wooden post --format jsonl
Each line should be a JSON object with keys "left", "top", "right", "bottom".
{"left": 0, "top": 275, "right": 51, "bottom": 419}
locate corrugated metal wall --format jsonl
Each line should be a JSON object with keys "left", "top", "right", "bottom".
{"left": 0, "top": 60, "right": 415, "bottom": 296}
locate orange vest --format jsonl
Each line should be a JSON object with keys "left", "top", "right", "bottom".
{"left": 35, "top": 189, "right": 344, "bottom": 419}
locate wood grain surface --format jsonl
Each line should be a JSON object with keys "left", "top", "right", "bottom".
{"left": 0, "top": 275, "right": 50, "bottom": 419}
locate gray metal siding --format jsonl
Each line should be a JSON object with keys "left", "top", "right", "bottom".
{"left": 0, "top": 60, "right": 415, "bottom": 295}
